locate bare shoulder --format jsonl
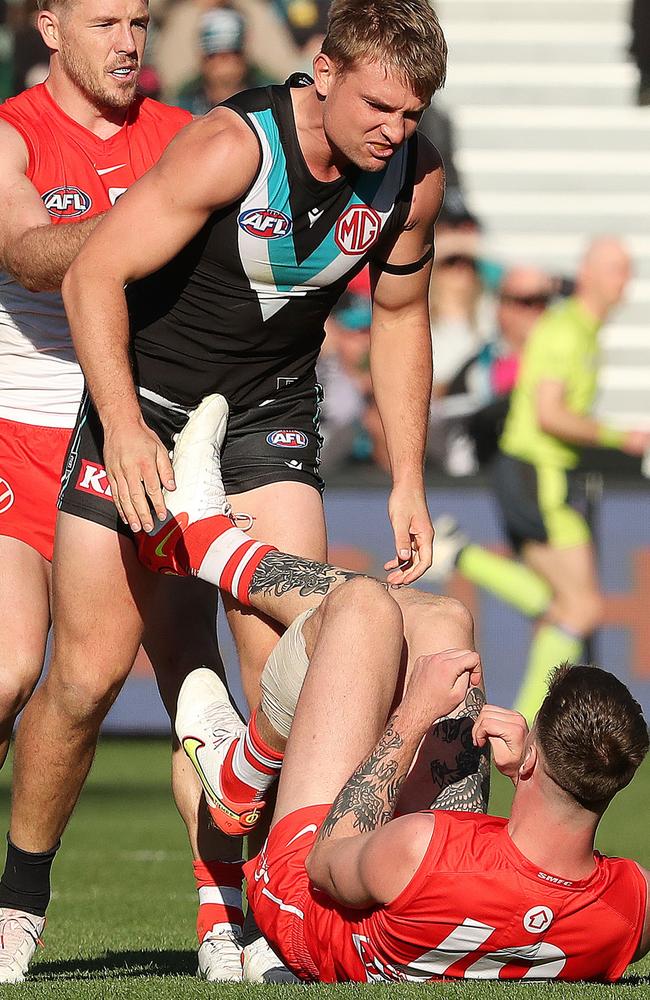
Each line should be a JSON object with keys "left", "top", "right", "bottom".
{"left": 155, "top": 107, "right": 261, "bottom": 208}
{"left": 0, "top": 117, "right": 29, "bottom": 176}
{"left": 406, "top": 132, "right": 445, "bottom": 228}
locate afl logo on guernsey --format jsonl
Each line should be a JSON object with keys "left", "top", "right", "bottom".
{"left": 238, "top": 208, "right": 292, "bottom": 239}
{"left": 335, "top": 205, "right": 381, "bottom": 255}
{"left": 42, "top": 186, "right": 92, "bottom": 219}
{"left": 266, "top": 429, "right": 308, "bottom": 449}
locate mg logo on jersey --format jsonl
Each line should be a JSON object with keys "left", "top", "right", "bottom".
{"left": 75, "top": 459, "right": 112, "bottom": 500}
{"left": 0, "top": 477, "right": 14, "bottom": 514}
{"left": 266, "top": 429, "right": 308, "bottom": 449}
{"left": 42, "top": 186, "right": 92, "bottom": 219}
{"left": 335, "top": 204, "right": 381, "bottom": 255}
{"left": 238, "top": 208, "right": 292, "bottom": 239}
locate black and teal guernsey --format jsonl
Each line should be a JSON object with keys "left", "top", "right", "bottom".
{"left": 128, "top": 75, "right": 418, "bottom": 411}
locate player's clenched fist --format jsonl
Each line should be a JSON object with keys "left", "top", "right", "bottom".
{"left": 402, "top": 648, "right": 482, "bottom": 728}
{"left": 472, "top": 706, "right": 529, "bottom": 783}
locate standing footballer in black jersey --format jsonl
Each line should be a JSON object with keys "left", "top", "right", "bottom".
{"left": 5, "top": 0, "right": 446, "bottom": 980}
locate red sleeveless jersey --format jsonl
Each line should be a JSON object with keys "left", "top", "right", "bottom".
{"left": 298, "top": 810, "right": 646, "bottom": 982}
{"left": 0, "top": 82, "right": 190, "bottom": 219}
{"left": 0, "top": 84, "right": 190, "bottom": 426}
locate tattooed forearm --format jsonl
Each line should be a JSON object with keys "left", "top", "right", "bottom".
{"left": 318, "top": 717, "right": 411, "bottom": 842}
{"left": 250, "top": 551, "right": 363, "bottom": 600}
{"left": 429, "top": 685, "right": 490, "bottom": 813}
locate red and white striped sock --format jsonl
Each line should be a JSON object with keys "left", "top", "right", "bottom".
{"left": 220, "top": 709, "right": 284, "bottom": 803}
{"left": 194, "top": 858, "right": 244, "bottom": 943}
{"left": 180, "top": 515, "right": 276, "bottom": 606}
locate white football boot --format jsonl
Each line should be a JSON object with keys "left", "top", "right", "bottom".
{"left": 176, "top": 668, "right": 266, "bottom": 837}
{"left": 0, "top": 907, "right": 44, "bottom": 983}
{"left": 197, "top": 924, "right": 244, "bottom": 981}
{"left": 242, "top": 934, "right": 300, "bottom": 984}
{"left": 164, "top": 393, "right": 231, "bottom": 523}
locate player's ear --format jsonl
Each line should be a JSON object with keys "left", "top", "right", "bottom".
{"left": 518, "top": 742, "right": 537, "bottom": 781}
{"left": 38, "top": 9, "right": 62, "bottom": 51}
{"left": 313, "top": 52, "right": 335, "bottom": 99}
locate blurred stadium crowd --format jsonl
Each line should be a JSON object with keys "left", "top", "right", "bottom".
{"left": 1, "top": 0, "right": 648, "bottom": 477}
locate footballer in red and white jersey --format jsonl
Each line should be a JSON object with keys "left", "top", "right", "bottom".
{"left": 246, "top": 805, "right": 647, "bottom": 984}
{"left": 0, "top": 84, "right": 190, "bottom": 559}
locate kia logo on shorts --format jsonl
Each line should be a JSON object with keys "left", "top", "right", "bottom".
{"left": 42, "top": 186, "right": 93, "bottom": 219}
{"left": 266, "top": 429, "right": 308, "bottom": 449}
{"left": 335, "top": 204, "right": 382, "bottom": 255}
{"left": 238, "top": 208, "right": 292, "bottom": 239}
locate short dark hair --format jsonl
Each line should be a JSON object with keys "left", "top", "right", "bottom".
{"left": 535, "top": 663, "right": 649, "bottom": 810}
{"left": 321, "top": 0, "right": 447, "bottom": 104}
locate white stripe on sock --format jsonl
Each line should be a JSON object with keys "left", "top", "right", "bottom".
{"left": 199, "top": 526, "right": 251, "bottom": 587}
{"left": 198, "top": 886, "right": 243, "bottom": 908}
{"left": 244, "top": 729, "right": 281, "bottom": 771}
{"left": 231, "top": 540, "right": 264, "bottom": 603}
{"left": 230, "top": 732, "right": 280, "bottom": 794}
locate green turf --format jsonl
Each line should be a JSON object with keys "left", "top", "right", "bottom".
{"left": 0, "top": 740, "right": 647, "bottom": 998}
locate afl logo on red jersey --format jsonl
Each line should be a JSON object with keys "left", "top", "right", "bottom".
{"left": 42, "top": 186, "right": 93, "bottom": 219}
{"left": 335, "top": 205, "right": 381, "bottom": 255}
{"left": 238, "top": 208, "right": 292, "bottom": 239}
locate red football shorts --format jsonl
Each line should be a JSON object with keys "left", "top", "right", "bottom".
{"left": 244, "top": 804, "right": 331, "bottom": 981}
{"left": 0, "top": 417, "right": 71, "bottom": 562}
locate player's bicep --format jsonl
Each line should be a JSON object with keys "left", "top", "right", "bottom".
{"left": 69, "top": 113, "right": 259, "bottom": 285}
{"left": 357, "top": 814, "right": 435, "bottom": 905}
{"left": 0, "top": 121, "right": 50, "bottom": 260}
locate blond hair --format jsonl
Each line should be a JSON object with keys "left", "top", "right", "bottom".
{"left": 321, "top": 0, "right": 447, "bottom": 103}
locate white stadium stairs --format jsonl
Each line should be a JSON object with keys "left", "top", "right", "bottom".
{"left": 436, "top": 0, "right": 650, "bottom": 428}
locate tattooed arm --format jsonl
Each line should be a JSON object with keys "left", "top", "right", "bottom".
{"left": 304, "top": 708, "right": 435, "bottom": 908}
{"left": 305, "top": 649, "right": 482, "bottom": 908}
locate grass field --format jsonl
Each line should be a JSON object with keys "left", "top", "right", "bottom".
{"left": 0, "top": 739, "right": 647, "bottom": 999}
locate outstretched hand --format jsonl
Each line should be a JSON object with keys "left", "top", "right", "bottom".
{"left": 385, "top": 485, "right": 434, "bottom": 586}
{"left": 472, "top": 706, "right": 529, "bottom": 784}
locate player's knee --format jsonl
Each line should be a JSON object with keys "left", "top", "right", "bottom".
{"left": 0, "top": 663, "right": 40, "bottom": 722}
{"left": 403, "top": 593, "right": 474, "bottom": 644}
{"left": 44, "top": 664, "right": 124, "bottom": 726}
{"left": 557, "top": 591, "right": 604, "bottom": 636}
{"left": 322, "top": 576, "right": 401, "bottom": 629}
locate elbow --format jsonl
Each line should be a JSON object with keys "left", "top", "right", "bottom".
{"left": 537, "top": 410, "right": 557, "bottom": 436}
{"left": 304, "top": 845, "right": 327, "bottom": 890}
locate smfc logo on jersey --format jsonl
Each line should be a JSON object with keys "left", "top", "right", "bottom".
{"left": 42, "top": 186, "right": 93, "bottom": 219}
{"left": 266, "top": 429, "right": 308, "bottom": 449}
{"left": 335, "top": 204, "right": 381, "bottom": 255}
{"left": 238, "top": 208, "right": 292, "bottom": 239}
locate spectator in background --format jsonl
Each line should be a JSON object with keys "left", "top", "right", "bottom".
{"left": 272, "top": 0, "right": 328, "bottom": 66}
{"left": 9, "top": 0, "right": 48, "bottom": 94}
{"left": 175, "top": 7, "right": 254, "bottom": 114}
{"left": 447, "top": 265, "right": 554, "bottom": 467}
{"left": 154, "top": 0, "right": 300, "bottom": 100}
{"left": 318, "top": 290, "right": 372, "bottom": 475}
{"left": 630, "top": 0, "right": 650, "bottom": 105}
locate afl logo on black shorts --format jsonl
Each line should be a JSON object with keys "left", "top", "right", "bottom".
{"left": 266, "top": 429, "right": 308, "bottom": 448}
{"left": 42, "top": 186, "right": 93, "bottom": 219}
{"left": 238, "top": 208, "right": 292, "bottom": 239}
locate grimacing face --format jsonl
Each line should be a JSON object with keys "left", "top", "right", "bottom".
{"left": 50, "top": 0, "right": 148, "bottom": 109}
{"left": 316, "top": 58, "right": 426, "bottom": 172}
